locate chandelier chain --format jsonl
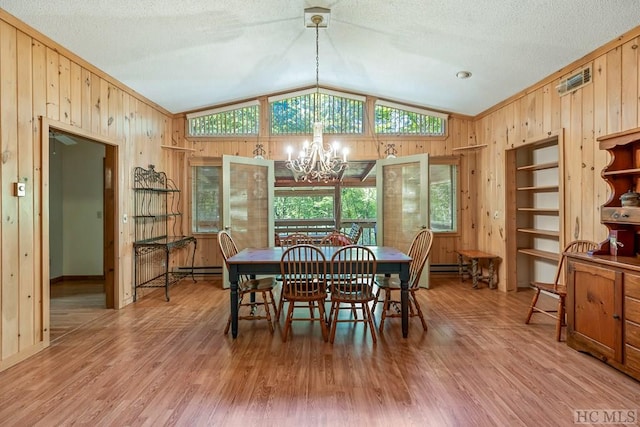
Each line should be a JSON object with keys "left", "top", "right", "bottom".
{"left": 284, "top": 9, "right": 348, "bottom": 183}
{"left": 315, "top": 17, "right": 320, "bottom": 123}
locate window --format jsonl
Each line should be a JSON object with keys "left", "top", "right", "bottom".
{"left": 191, "top": 165, "right": 221, "bottom": 233}
{"left": 340, "top": 187, "right": 377, "bottom": 221}
{"left": 375, "top": 100, "right": 447, "bottom": 136}
{"left": 187, "top": 101, "right": 259, "bottom": 137}
{"left": 270, "top": 89, "right": 364, "bottom": 135}
{"left": 429, "top": 161, "right": 458, "bottom": 232}
{"left": 274, "top": 188, "right": 334, "bottom": 219}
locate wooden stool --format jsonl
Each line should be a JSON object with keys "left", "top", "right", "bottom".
{"left": 455, "top": 249, "right": 500, "bottom": 289}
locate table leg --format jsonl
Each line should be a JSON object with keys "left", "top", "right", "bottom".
{"left": 471, "top": 258, "right": 479, "bottom": 289}
{"left": 400, "top": 263, "right": 410, "bottom": 338}
{"left": 488, "top": 259, "right": 495, "bottom": 289}
{"left": 230, "top": 266, "right": 239, "bottom": 338}
{"left": 457, "top": 253, "right": 464, "bottom": 281}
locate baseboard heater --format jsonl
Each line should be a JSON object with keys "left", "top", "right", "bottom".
{"left": 430, "top": 263, "right": 461, "bottom": 273}
{"left": 174, "top": 266, "right": 222, "bottom": 276}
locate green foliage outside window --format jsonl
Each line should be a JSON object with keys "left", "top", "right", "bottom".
{"left": 375, "top": 104, "right": 445, "bottom": 135}
{"left": 341, "top": 187, "right": 377, "bottom": 220}
{"left": 274, "top": 193, "right": 334, "bottom": 219}
{"left": 192, "top": 166, "right": 221, "bottom": 232}
{"left": 271, "top": 92, "right": 363, "bottom": 134}
{"left": 429, "top": 164, "right": 457, "bottom": 231}
{"left": 188, "top": 105, "right": 259, "bottom": 136}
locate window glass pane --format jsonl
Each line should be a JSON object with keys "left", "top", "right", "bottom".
{"left": 274, "top": 190, "right": 334, "bottom": 219}
{"left": 429, "top": 164, "right": 457, "bottom": 232}
{"left": 340, "top": 187, "right": 377, "bottom": 221}
{"left": 188, "top": 105, "right": 259, "bottom": 136}
{"left": 271, "top": 92, "right": 363, "bottom": 135}
{"left": 375, "top": 104, "right": 445, "bottom": 136}
{"left": 192, "top": 166, "right": 221, "bottom": 233}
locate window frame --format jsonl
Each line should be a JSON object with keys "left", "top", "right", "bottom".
{"left": 189, "top": 157, "right": 222, "bottom": 235}
{"left": 429, "top": 156, "right": 460, "bottom": 235}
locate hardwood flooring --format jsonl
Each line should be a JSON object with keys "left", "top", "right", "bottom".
{"left": 1, "top": 275, "right": 638, "bottom": 426}
{"left": 50, "top": 280, "right": 108, "bottom": 341}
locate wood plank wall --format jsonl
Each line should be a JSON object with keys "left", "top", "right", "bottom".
{"left": 0, "top": 10, "right": 175, "bottom": 370}
{"left": 475, "top": 26, "right": 640, "bottom": 292}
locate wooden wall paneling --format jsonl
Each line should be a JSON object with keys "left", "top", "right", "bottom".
{"left": 606, "top": 47, "right": 622, "bottom": 134}
{"left": 637, "top": 38, "right": 640, "bottom": 126}
{"left": 542, "top": 84, "right": 553, "bottom": 135}
{"left": 1, "top": 20, "right": 20, "bottom": 359}
{"left": 99, "top": 79, "right": 109, "bottom": 137}
{"left": 107, "top": 83, "right": 118, "bottom": 140}
{"left": 496, "top": 108, "right": 509, "bottom": 267}
{"left": 477, "top": 116, "right": 492, "bottom": 250}
{"left": 121, "top": 94, "right": 134, "bottom": 304}
{"left": 45, "top": 47, "right": 59, "bottom": 121}
{"left": 17, "top": 30, "right": 35, "bottom": 351}
{"left": 58, "top": 55, "right": 71, "bottom": 125}
{"left": 621, "top": 38, "right": 639, "bottom": 130}
{"left": 90, "top": 72, "right": 101, "bottom": 135}
{"left": 568, "top": 89, "right": 584, "bottom": 242}
{"left": 80, "top": 69, "right": 92, "bottom": 132}
{"left": 69, "top": 61, "right": 82, "bottom": 128}
{"left": 31, "top": 39, "right": 46, "bottom": 345}
{"left": 559, "top": 84, "right": 572, "bottom": 244}
{"left": 593, "top": 55, "right": 610, "bottom": 241}
{"left": 581, "top": 77, "right": 596, "bottom": 242}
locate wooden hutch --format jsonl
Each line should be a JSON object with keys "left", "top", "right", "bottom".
{"left": 565, "top": 127, "right": 640, "bottom": 381}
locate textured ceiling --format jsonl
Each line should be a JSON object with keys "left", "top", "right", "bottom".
{"left": 2, "top": 1, "right": 640, "bottom": 116}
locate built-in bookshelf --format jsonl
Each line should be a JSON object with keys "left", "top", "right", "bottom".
{"left": 505, "top": 132, "right": 564, "bottom": 291}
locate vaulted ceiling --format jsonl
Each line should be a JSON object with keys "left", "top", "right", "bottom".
{"left": 3, "top": 1, "right": 640, "bottom": 117}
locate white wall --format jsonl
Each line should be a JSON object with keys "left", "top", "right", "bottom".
{"left": 49, "top": 140, "right": 64, "bottom": 279}
{"left": 60, "top": 141, "right": 105, "bottom": 276}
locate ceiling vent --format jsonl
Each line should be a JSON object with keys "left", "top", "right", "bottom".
{"left": 557, "top": 66, "right": 592, "bottom": 96}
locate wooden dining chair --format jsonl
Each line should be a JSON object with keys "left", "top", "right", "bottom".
{"left": 373, "top": 229, "right": 434, "bottom": 332}
{"left": 218, "top": 230, "right": 278, "bottom": 334}
{"left": 525, "top": 239, "right": 599, "bottom": 341}
{"left": 280, "top": 232, "right": 314, "bottom": 247}
{"left": 279, "top": 244, "right": 329, "bottom": 342}
{"left": 318, "top": 230, "right": 352, "bottom": 246}
{"left": 328, "top": 245, "right": 378, "bottom": 343}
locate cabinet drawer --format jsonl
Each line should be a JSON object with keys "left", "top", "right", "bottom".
{"left": 627, "top": 274, "right": 640, "bottom": 299}
{"left": 626, "top": 344, "right": 640, "bottom": 373}
{"left": 626, "top": 297, "right": 640, "bottom": 324}
{"left": 602, "top": 207, "right": 640, "bottom": 224}
{"left": 627, "top": 320, "right": 640, "bottom": 348}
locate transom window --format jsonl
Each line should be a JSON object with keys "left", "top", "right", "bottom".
{"left": 375, "top": 100, "right": 447, "bottom": 136}
{"left": 187, "top": 101, "right": 259, "bottom": 137}
{"left": 270, "top": 89, "right": 364, "bottom": 135}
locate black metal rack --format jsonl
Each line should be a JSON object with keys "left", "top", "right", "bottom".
{"left": 133, "top": 165, "right": 196, "bottom": 301}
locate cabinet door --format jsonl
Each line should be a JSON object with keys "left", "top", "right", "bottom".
{"left": 566, "top": 259, "right": 623, "bottom": 362}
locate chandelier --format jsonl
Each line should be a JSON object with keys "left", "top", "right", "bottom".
{"left": 285, "top": 8, "right": 348, "bottom": 183}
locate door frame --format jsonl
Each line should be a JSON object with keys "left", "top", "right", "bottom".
{"left": 41, "top": 117, "right": 120, "bottom": 344}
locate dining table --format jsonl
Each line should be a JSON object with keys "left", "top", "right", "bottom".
{"left": 225, "top": 245, "right": 412, "bottom": 338}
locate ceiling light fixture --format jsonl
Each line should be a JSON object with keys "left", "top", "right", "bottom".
{"left": 285, "top": 7, "right": 348, "bottom": 183}
{"left": 456, "top": 71, "right": 472, "bottom": 79}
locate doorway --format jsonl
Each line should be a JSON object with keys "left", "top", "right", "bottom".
{"left": 46, "top": 123, "right": 117, "bottom": 340}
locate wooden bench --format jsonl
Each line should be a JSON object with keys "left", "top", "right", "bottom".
{"left": 455, "top": 249, "right": 500, "bottom": 289}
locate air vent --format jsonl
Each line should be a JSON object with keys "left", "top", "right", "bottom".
{"left": 557, "top": 66, "right": 592, "bottom": 96}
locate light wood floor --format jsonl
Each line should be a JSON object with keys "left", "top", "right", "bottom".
{"left": 1, "top": 275, "right": 639, "bottom": 426}
{"left": 50, "top": 280, "right": 108, "bottom": 341}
